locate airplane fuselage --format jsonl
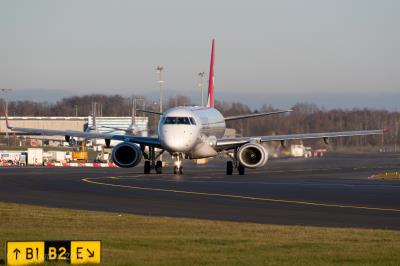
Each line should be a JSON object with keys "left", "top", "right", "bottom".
{"left": 158, "top": 106, "right": 225, "bottom": 158}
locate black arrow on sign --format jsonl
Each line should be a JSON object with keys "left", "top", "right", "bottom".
{"left": 87, "top": 249, "right": 95, "bottom": 258}
{"left": 13, "top": 248, "right": 21, "bottom": 260}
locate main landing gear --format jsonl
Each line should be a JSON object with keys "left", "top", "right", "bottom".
{"left": 143, "top": 146, "right": 164, "bottom": 174}
{"left": 226, "top": 161, "right": 245, "bottom": 175}
{"left": 226, "top": 149, "right": 245, "bottom": 175}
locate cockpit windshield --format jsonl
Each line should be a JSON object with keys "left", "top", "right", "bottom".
{"left": 164, "top": 117, "right": 195, "bottom": 125}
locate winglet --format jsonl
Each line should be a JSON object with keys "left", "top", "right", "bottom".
{"left": 207, "top": 39, "right": 215, "bottom": 108}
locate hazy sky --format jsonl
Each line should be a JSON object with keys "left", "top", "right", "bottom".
{"left": 1, "top": 0, "right": 399, "bottom": 109}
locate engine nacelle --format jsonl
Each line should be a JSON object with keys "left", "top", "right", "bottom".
{"left": 238, "top": 143, "right": 268, "bottom": 169}
{"left": 112, "top": 142, "right": 142, "bottom": 168}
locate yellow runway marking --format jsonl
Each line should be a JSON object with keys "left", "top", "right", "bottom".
{"left": 82, "top": 177, "right": 400, "bottom": 213}
{"left": 94, "top": 175, "right": 400, "bottom": 189}
{"left": 110, "top": 166, "right": 389, "bottom": 178}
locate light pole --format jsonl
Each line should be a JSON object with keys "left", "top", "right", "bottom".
{"left": 75, "top": 105, "right": 78, "bottom": 117}
{"left": 198, "top": 72, "right": 205, "bottom": 106}
{"left": 395, "top": 120, "right": 399, "bottom": 152}
{"left": 132, "top": 98, "right": 136, "bottom": 124}
{"left": 156, "top": 66, "right": 164, "bottom": 113}
{"left": 133, "top": 97, "right": 145, "bottom": 120}
{"left": 1, "top": 89, "right": 12, "bottom": 146}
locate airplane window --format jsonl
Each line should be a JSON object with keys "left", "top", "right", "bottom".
{"left": 164, "top": 117, "right": 190, "bottom": 125}
{"left": 177, "top": 117, "right": 190, "bottom": 124}
{"left": 164, "top": 117, "right": 177, "bottom": 124}
{"left": 189, "top": 117, "right": 196, "bottom": 125}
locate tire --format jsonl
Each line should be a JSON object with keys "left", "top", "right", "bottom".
{"left": 155, "top": 160, "right": 162, "bottom": 174}
{"left": 238, "top": 164, "right": 245, "bottom": 175}
{"left": 144, "top": 161, "right": 151, "bottom": 174}
{"left": 174, "top": 166, "right": 183, "bottom": 175}
{"left": 226, "top": 161, "right": 233, "bottom": 175}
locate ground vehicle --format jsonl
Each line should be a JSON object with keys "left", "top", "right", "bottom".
{"left": 0, "top": 151, "right": 27, "bottom": 166}
{"left": 72, "top": 141, "right": 88, "bottom": 162}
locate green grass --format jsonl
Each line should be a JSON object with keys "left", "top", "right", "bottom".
{"left": 1, "top": 202, "right": 400, "bottom": 265}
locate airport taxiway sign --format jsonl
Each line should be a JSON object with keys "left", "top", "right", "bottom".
{"left": 6, "top": 240, "right": 101, "bottom": 265}
{"left": 70, "top": 241, "right": 101, "bottom": 264}
{"left": 6, "top": 241, "right": 45, "bottom": 266}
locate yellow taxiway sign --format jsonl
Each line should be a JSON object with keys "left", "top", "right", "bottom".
{"left": 6, "top": 240, "right": 101, "bottom": 265}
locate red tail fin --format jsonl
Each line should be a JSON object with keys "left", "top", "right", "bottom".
{"left": 4, "top": 106, "right": 11, "bottom": 129}
{"left": 207, "top": 39, "right": 215, "bottom": 108}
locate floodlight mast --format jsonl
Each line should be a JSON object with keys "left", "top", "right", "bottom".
{"left": 1, "top": 88, "right": 12, "bottom": 145}
{"left": 156, "top": 66, "right": 164, "bottom": 162}
{"left": 198, "top": 72, "right": 205, "bottom": 106}
{"left": 156, "top": 66, "right": 164, "bottom": 114}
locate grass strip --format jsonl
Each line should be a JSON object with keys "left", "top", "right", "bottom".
{"left": 0, "top": 202, "right": 399, "bottom": 266}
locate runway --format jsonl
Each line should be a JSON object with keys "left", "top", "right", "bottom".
{"left": 1, "top": 152, "right": 400, "bottom": 229}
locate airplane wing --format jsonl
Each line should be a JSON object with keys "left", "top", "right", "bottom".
{"left": 137, "top": 109, "right": 292, "bottom": 120}
{"left": 100, "top": 125, "right": 148, "bottom": 134}
{"left": 4, "top": 116, "right": 161, "bottom": 148}
{"left": 136, "top": 109, "right": 163, "bottom": 115}
{"left": 100, "top": 126, "right": 130, "bottom": 131}
{"left": 224, "top": 110, "right": 292, "bottom": 121}
{"left": 216, "top": 129, "right": 385, "bottom": 149}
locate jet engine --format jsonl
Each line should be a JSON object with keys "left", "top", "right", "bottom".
{"left": 112, "top": 142, "right": 142, "bottom": 168}
{"left": 237, "top": 143, "right": 268, "bottom": 168}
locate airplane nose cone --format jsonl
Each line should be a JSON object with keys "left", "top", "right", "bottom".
{"left": 160, "top": 126, "right": 196, "bottom": 152}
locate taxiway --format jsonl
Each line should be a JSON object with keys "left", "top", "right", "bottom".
{"left": 0, "top": 152, "right": 399, "bottom": 229}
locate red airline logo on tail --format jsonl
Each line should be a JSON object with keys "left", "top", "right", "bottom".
{"left": 207, "top": 39, "right": 215, "bottom": 108}
{"left": 3, "top": 108, "right": 11, "bottom": 129}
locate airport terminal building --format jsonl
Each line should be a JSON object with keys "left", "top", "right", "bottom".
{"left": 0, "top": 116, "right": 149, "bottom": 145}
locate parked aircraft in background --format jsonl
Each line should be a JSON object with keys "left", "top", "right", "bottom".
{"left": 99, "top": 99, "right": 146, "bottom": 136}
{"left": 4, "top": 39, "right": 384, "bottom": 175}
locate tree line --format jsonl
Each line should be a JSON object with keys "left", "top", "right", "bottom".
{"left": 1, "top": 95, "right": 399, "bottom": 148}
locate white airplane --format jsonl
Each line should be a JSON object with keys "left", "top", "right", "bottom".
{"left": 99, "top": 99, "right": 145, "bottom": 136}
{"left": 4, "top": 39, "right": 384, "bottom": 175}
{"left": 87, "top": 100, "right": 148, "bottom": 148}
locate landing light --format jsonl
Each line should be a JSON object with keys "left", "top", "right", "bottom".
{"left": 207, "top": 136, "right": 217, "bottom": 147}
{"left": 174, "top": 160, "right": 182, "bottom": 168}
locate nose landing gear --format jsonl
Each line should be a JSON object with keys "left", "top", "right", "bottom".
{"left": 174, "top": 166, "right": 183, "bottom": 175}
{"left": 226, "top": 148, "right": 245, "bottom": 175}
{"left": 173, "top": 153, "right": 183, "bottom": 175}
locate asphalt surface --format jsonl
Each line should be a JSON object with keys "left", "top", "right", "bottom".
{"left": 1, "top": 152, "right": 400, "bottom": 229}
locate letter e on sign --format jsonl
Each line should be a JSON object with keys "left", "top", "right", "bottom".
{"left": 70, "top": 241, "right": 101, "bottom": 264}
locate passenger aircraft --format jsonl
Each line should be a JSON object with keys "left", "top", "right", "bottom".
{"left": 99, "top": 99, "right": 145, "bottom": 136}
{"left": 4, "top": 39, "right": 384, "bottom": 175}
{"left": 89, "top": 101, "right": 146, "bottom": 147}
